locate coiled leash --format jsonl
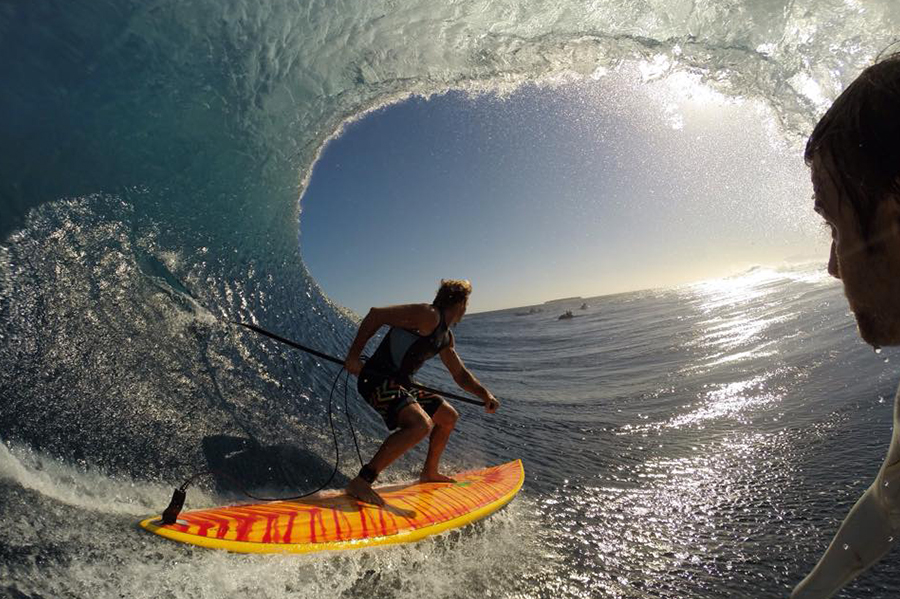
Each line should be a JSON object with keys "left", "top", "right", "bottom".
{"left": 159, "top": 321, "right": 483, "bottom": 524}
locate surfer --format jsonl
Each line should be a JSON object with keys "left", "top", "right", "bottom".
{"left": 343, "top": 279, "right": 501, "bottom": 506}
{"left": 792, "top": 52, "right": 900, "bottom": 599}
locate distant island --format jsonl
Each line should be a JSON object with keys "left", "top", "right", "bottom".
{"left": 543, "top": 296, "right": 583, "bottom": 304}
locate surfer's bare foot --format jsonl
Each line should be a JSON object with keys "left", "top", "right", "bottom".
{"left": 420, "top": 471, "right": 456, "bottom": 483}
{"left": 347, "top": 476, "right": 385, "bottom": 506}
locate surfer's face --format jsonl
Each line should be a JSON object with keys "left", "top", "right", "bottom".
{"left": 812, "top": 156, "right": 900, "bottom": 346}
{"left": 447, "top": 298, "right": 468, "bottom": 326}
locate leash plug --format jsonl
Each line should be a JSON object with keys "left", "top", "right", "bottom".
{"left": 161, "top": 488, "right": 186, "bottom": 525}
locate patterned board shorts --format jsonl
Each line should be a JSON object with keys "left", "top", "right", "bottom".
{"left": 357, "top": 376, "right": 445, "bottom": 430}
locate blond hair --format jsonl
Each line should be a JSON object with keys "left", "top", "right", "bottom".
{"left": 432, "top": 279, "right": 472, "bottom": 309}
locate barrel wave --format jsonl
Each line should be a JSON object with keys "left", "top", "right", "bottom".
{"left": 1, "top": 1, "right": 899, "bottom": 598}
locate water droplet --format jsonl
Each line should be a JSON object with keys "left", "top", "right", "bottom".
{"left": 889, "top": 536, "right": 894, "bottom": 543}
{"left": 884, "top": 480, "right": 890, "bottom": 487}
{"left": 874, "top": 346, "right": 883, "bottom": 354}
{"left": 843, "top": 544, "right": 850, "bottom": 550}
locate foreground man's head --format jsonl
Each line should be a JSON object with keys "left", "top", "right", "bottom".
{"left": 806, "top": 52, "right": 900, "bottom": 346}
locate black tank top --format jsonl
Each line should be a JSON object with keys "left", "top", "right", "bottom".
{"left": 361, "top": 308, "right": 453, "bottom": 385}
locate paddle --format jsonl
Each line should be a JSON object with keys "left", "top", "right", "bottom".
{"left": 234, "top": 321, "right": 486, "bottom": 407}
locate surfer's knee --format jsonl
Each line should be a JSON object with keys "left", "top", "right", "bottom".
{"left": 414, "top": 415, "right": 433, "bottom": 439}
{"left": 402, "top": 410, "right": 433, "bottom": 439}
{"left": 434, "top": 403, "right": 459, "bottom": 429}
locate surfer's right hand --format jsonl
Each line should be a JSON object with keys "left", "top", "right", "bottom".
{"left": 344, "top": 355, "right": 363, "bottom": 376}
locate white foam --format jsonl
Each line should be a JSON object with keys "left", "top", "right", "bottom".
{"left": 2, "top": 446, "right": 538, "bottom": 599}
{"left": 0, "top": 439, "right": 214, "bottom": 516}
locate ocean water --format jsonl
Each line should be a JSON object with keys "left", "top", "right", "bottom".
{"left": 4, "top": 260, "right": 900, "bottom": 598}
{"left": 3, "top": 1, "right": 900, "bottom": 598}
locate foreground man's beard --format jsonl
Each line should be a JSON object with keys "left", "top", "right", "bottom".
{"left": 853, "top": 309, "right": 900, "bottom": 348}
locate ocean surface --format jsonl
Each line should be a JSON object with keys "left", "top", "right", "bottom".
{"left": 3, "top": 1, "right": 900, "bottom": 598}
{"left": 4, "top": 260, "right": 900, "bottom": 598}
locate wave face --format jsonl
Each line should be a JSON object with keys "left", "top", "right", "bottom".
{"left": 2, "top": 0, "right": 896, "bottom": 463}
{"left": 3, "top": 0, "right": 898, "bottom": 231}
{"left": 1, "top": 1, "right": 899, "bottom": 597}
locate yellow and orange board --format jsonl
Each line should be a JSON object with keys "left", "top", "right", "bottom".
{"left": 139, "top": 460, "right": 523, "bottom": 554}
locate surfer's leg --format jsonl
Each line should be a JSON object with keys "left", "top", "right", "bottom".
{"left": 792, "top": 389, "right": 900, "bottom": 599}
{"left": 347, "top": 403, "right": 433, "bottom": 505}
{"left": 368, "top": 402, "right": 434, "bottom": 472}
{"left": 421, "top": 400, "right": 458, "bottom": 483}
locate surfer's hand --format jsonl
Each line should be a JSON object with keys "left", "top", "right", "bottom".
{"left": 344, "top": 355, "right": 363, "bottom": 376}
{"left": 484, "top": 395, "right": 500, "bottom": 414}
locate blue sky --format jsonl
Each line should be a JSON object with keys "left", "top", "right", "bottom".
{"left": 299, "top": 66, "right": 822, "bottom": 314}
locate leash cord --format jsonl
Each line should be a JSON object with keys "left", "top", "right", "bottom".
{"left": 160, "top": 365, "right": 354, "bottom": 522}
{"left": 159, "top": 319, "right": 472, "bottom": 522}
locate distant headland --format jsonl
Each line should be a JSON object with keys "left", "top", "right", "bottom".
{"left": 543, "top": 296, "right": 583, "bottom": 304}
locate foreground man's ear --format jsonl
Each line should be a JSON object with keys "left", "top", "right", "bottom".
{"left": 869, "top": 194, "right": 900, "bottom": 251}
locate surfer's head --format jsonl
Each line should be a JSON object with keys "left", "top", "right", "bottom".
{"left": 433, "top": 279, "right": 472, "bottom": 325}
{"left": 806, "top": 51, "right": 900, "bottom": 238}
{"left": 807, "top": 51, "right": 900, "bottom": 346}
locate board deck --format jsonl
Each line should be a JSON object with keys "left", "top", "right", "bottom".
{"left": 139, "top": 460, "right": 523, "bottom": 554}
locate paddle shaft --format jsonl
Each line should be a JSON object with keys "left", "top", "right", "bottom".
{"left": 234, "top": 322, "right": 486, "bottom": 407}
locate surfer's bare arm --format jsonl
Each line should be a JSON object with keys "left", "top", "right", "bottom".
{"left": 791, "top": 392, "right": 900, "bottom": 598}
{"left": 344, "top": 304, "right": 439, "bottom": 375}
{"left": 440, "top": 344, "right": 500, "bottom": 413}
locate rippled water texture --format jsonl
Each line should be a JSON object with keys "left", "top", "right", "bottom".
{"left": 3, "top": 0, "right": 900, "bottom": 597}
{"left": 5, "top": 263, "right": 900, "bottom": 598}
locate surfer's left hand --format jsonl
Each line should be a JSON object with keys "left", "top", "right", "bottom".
{"left": 484, "top": 395, "right": 500, "bottom": 414}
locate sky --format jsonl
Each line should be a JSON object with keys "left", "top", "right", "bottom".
{"left": 299, "top": 64, "right": 826, "bottom": 314}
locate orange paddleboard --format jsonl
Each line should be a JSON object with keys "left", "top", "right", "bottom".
{"left": 139, "top": 460, "right": 523, "bottom": 554}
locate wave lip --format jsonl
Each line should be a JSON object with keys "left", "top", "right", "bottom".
{"left": 2, "top": 0, "right": 896, "bottom": 240}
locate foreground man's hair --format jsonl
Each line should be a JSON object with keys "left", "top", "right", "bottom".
{"left": 804, "top": 52, "right": 900, "bottom": 238}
